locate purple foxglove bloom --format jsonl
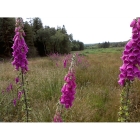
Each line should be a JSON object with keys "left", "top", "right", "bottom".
{"left": 6, "top": 87, "right": 10, "bottom": 92}
{"left": 132, "top": 41, "right": 137, "bottom": 46}
{"left": 118, "top": 78, "right": 125, "bottom": 86}
{"left": 138, "top": 31, "right": 140, "bottom": 39}
{"left": 125, "top": 44, "right": 132, "bottom": 50}
{"left": 18, "top": 91, "right": 23, "bottom": 100}
{"left": 127, "top": 40, "right": 133, "bottom": 46}
{"left": 132, "top": 27, "right": 138, "bottom": 33}
{"left": 126, "top": 65, "right": 133, "bottom": 73}
{"left": 130, "top": 19, "right": 136, "bottom": 27}
{"left": 121, "top": 55, "right": 126, "bottom": 61}
{"left": 128, "top": 54, "right": 135, "bottom": 62}
{"left": 61, "top": 83, "right": 67, "bottom": 93}
{"left": 119, "top": 73, "right": 126, "bottom": 79}
{"left": 15, "top": 77, "right": 19, "bottom": 84}
{"left": 133, "top": 66, "right": 140, "bottom": 77}
{"left": 137, "top": 23, "right": 140, "bottom": 30}
{"left": 127, "top": 73, "right": 134, "bottom": 80}
{"left": 137, "top": 41, "right": 140, "bottom": 47}
{"left": 123, "top": 50, "right": 129, "bottom": 56}
{"left": 132, "top": 34, "right": 138, "bottom": 41}
{"left": 13, "top": 99, "right": 17, "bottom": 107}
{"left": 63, "top": 59, "right": 67, "bottom": 68}
{"left": 60, "top": 71, "right": 76, "bottom": 109}
{"left": 11, "top": 18, "right": 29, "bottom": 73}
{"left": 137, "top": 54, "right": 140, "bottom": 61}
{"left": 118, "top": 18, "right": 140, "bottom": 86}
{"left": 9, "top": 84, "right": 13, "bottom": 90}
{"left": 133, "top": 48, "right": 140, "bottom": 56}
{"left": 123, "top": 58, "right": 130, "bottom": 65}
{"left": 138, "top": 18, "right": 140, "bottom": 24}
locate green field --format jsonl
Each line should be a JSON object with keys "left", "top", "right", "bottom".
{"left": 1, "top": 47, "right": 140, "bottom": 122}
{"left": 82, "top": 47, "right": 124, "bottom": 54}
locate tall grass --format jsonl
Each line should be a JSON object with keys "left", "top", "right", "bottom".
{"left": 1, "top": 49, "right": 140, "bottom": 122}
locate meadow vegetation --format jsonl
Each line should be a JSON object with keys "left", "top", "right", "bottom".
{"left": 1, "top": 47, "right": 140, "bottom": 122}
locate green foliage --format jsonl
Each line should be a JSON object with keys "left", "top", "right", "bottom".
{"left": 0, "top": 81, "right": 23, "bottom": 122}
{"left": 80, "top": 47, "right": 124, "bottom": 55}
{"left": 85, "top": 41, "right": 127, "bottom": 49}
{"left": 98, "top": 41, "right": 110, "bottom": 48}
{"left": 0, "top": 18, "right": 15, "bottom": 57}
{"left": 110, "top": 41, "right": 127, "bottom": 48}
{"left": 24, "top": 21, "right": 37, "bottom": 57}
{"left": 0, "top": 50, "right": 137, "bottom": 122}
{"left": 118, "top": 81, "right": 132, "bottom": 122}
{"left": 35, "top": 28, "right": 50, "bottom": 56}
{"left": 32, "top": 17, "right": 43, "bottom": 34}
{"left": 34, "top": 26, "right": 72, "bottom": 56}
{"left": 0, "top": 17, "right": 84, "bottom": 57}
{"left": 71, "top": 40, "right": 84, "bottom": 51}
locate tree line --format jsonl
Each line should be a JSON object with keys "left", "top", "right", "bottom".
{"left": 85, "top": 41, "right": 128, "bottom": 49}
{"left": 0, "top": 17, "right": 84, "bottom": 58}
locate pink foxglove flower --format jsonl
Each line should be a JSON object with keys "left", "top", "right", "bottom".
{"left": 118, "top": 18, "right": 140, "bottom": 86}
{"left": 15, "top": 77, "right": 19, "bottom": 84}
{"left": 18, "top": 91, "right": 23, "bottom": 100}
{"left": 63, "top": 59, "right": 67, "bottom": 68}
{"left": 130, "top": 19, "right": 136, "bottom": 27}
{"left": 11, "top": 18, "right": 29, "bottom": 73}
{"left": 13, "top": 99, "right": 17, "bottom": 107}
{"left": 60, "top": 54, "right": 76, "bottom": 108}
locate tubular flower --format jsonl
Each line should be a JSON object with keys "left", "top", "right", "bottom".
{"left": 15, "top": 77, "right": 19, "bottom": 84}
{"left": 18, "top": 91, "right": 23, "bottom": 100}
{"left": 60, "top": 71, "right": 76, "bottom": 108}
{"left": 63, "top": 59, "right": 67, "bottom": 68}
{"left": 118, "top": 18, "right": 140, "bottom": 86}
{"left": 60, "top": 54, "right": 76, "bottom": 108}
{"left": 13, "top": 99, "right": 17, "bottom": 107}
{"left": 11, "top": 18, "right": 29, "bottom": 73}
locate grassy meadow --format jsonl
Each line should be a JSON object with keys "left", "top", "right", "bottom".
{"left": 1, "top": 47, "right": 140, "bottom": 122}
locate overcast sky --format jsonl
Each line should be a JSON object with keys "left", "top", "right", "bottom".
{"left": 2, "top": 0, "right": 140, "bottom": 44}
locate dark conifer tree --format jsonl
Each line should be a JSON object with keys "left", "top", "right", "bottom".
{"left": 0, "top": 18, "right": 15, "bottom": 57}
{"left": 24, "top": 21, "right": 37, "bottom": 57}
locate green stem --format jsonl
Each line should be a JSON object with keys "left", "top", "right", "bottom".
{"left": 118, "top": 80, "right": 131, "bottom": 122}
{"left": 21, "top": 70, "right": 28, "bottom": 122}
{"left": 126, "top": 80, "right": 130, "bottom": 106}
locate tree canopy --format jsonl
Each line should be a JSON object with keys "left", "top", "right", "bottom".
{"left": 0, "top": 17, "right": 84, "bottom": 58}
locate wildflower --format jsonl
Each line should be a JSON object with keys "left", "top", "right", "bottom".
{"left": 118, "top": 18, "right": 140, "bottom": 86}
{"left": 15, "top": 77, "right": 19, "bottom": 84}
{"left": 11, "top": 18, "right": 30, "bottom": 122}
{"left": 18, "top": 91, "right": 23, "bottom": 100}
{"left": 130, "top": 19, "right": 136, "bottom": 27}
{"left": 60, "top": 54, "right": 76, "bottom": 108}
{"left": 11, "top": 17, "right": 29, "bottom": 73}
{"left": 63, "top": 59, "right": 67, "bottom": 68}
{"left": 13, "top": 99, "right": 17, "bottom": 107}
